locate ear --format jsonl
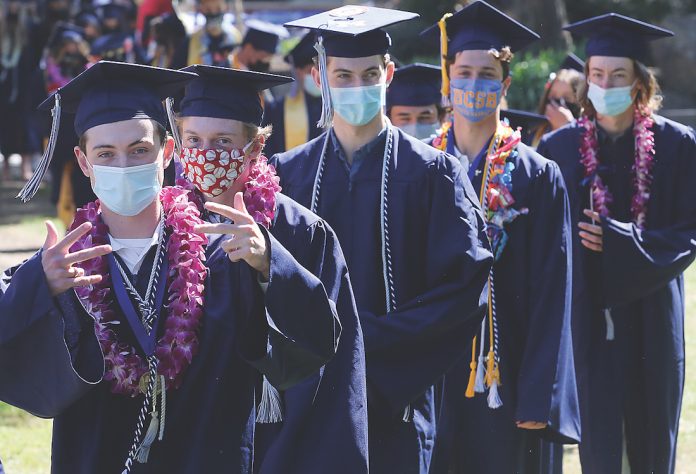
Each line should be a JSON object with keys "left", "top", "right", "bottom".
{"left": 74, "top": 146, "right": 91, "bottom": 178}
{"left": 311, "top": 65, "right": 321, "bottom": 88}
{"left": 385, "top": 60, "right": 395, "bottom": 86}
{"left": 163, "top": 135, "right": 175, "bottom": 169}
{"left": 502, "top": 76, "right": 512, "bottom": 97}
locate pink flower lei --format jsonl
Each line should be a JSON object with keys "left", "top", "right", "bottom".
{"left": 69, "top": 186, "right": 208, "bottom": 397}
{"left": 578, "top": 106, "right": 656, "bottom": 229}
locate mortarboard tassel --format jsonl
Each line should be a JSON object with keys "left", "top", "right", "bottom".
{"left": 165, "top": 97, "right": 182, "bottom": 152}
{"left": 465, "top": 335, "right": 478, "bottom": 398}
{"left": 604, "top": 308, "right": 615, "bottom": 341}
{"left": 256, "top": 375, "right": 284, "bottom": 423}
{"left": 17, "top": 93, "right": 62, "bottom": 202}
{"left": 314, "top": 35, "right": 334, "bottom": 129}
{"left": 437, "top": 13, "right": 453, "bottom": 109}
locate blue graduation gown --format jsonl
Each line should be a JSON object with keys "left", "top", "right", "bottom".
{"left": 262, "top": 92, "right": 323, "bottom": 157}
{"left": 271, "top": 126, "right": 493, "bottom": 474}
{"left": 429, "top": 136, "right": 580, "bottom": 474}
{"left": 0, "top": 201, "right": 340, "bottom": 473}
{"left": 537, "top": 115, "right": 696, "bottom": 474}
{"left": 242, "top": 194, "right": 369, "bottom": 474}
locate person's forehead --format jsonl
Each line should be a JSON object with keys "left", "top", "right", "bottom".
{"left": 328, "top": 55, "right": 384, "bottom": 69}
{"left": 588, "top": 55, "right": 633, "bottom": 69}
{"left": 452, "top": 50, "right": 500, "bottom": 68}
{"left": 84, "top": 118, "right": 156, "bottom": 143}
{"left": 182, "top": 116, "right": 245, "bottom": 133}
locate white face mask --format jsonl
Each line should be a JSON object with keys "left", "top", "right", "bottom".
{"left": 330, "top": 83, "right": 386, "bottom": 127}
{"left": 90, "top": 161, "right": 162, "bottom": 216}
{"left": 399, "top": 122, "right": 440, "bottom": 141}
{"left": 587, "top": 82, "right": 635, "bottom": 117}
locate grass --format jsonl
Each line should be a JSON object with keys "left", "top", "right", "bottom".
{"left": 0, "top": 233, "right": 695, "bottom": 473}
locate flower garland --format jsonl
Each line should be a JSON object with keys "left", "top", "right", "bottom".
{"left": 69, "top": 186, "right": 208, "bottom": 397}
{"left": 178, "top": 153, "right": 281, "bottom": 229}
{"left": 431, "top": 120, "right": 452, "bottom": 151}
{"left": 578, "top": 106, "right": 656, "bottom": 229}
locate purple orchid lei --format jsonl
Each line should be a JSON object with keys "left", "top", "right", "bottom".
{"left": 69, "top": 186, "right": 208, "bottom": 397}
{"left": 579, "top": 106, "right": 656, "bottom": 229}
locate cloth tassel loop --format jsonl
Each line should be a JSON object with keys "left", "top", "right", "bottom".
{"left": 256, "top": 375, "right": 284, "bottom": 423}
{"left": 314, "top": 36, "right": 333, "bottom": 129}
{"left": 17, "top": 93, "right": 62, "bottom": 202}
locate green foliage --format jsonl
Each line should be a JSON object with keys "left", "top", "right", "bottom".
{"left": 506, "top": 49, "right": 569, "bottom": 112}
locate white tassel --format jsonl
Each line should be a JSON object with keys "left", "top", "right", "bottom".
{"left": 402, "top": 404, "right": 412, "bottom": 422}
{"left": 474, "top": 354, "right": 486, "bottom": 393}
{"left": 18, "top": 93, "right": 61, "bottom": 202}
{"left": 135, "top": 413, "right": 159, "bottom": 463}
{"left": 256, "top": 376, "right": 284, "bottom": 423}
{"left": 314, "top": 36, "right": 333, "bottom": 129}
{"left": 487, "top": 379, "right": 503, "bottom": 409}
{"left": 604, "top": 308, "right": 615, "bottom": 341}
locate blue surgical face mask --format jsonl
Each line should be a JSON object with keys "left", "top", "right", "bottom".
{"left": 330, "top": 83, "right": 386, "bottom": 127}
{"left": 90, "top": 161, "right": 162, "bottom": 216}
{"left": 303, "top": 74, "right": 322, "bottom": 98}
{"left": 587, "top": 82, "right": 634, "bottom": 117}
{"left": 399, "top": 121, "right": 440, "bottom": 141}
{"left": 450, "top": 78, "right": 503, "bottom": 123}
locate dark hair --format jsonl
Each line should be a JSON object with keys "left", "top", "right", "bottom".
{"left": 445, "top": 47, "right": 513, "bottom": 80}
{"left": 79, "top": 120, "right": 167, "bottom": 152}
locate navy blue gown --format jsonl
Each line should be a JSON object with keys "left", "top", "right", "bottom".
{"left": 0, "top": 189, "right": 341, "bottom": 474}
{"left": 428, "top": 127, "right": 580, "bottom": 474}
{"left": 271, "top": 126, "right": 493, "bottom": 474}
{"left": 240, "top": 193, "right": 369, "bottom": 474}
{"left": 262, "top": 92, "right": 323, "bottom": 157}
{"left": 538, "top": 115, "right": 696, "bottom": 474}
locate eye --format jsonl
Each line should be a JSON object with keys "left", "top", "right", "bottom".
{"left": 337, "top": 73, "right": 350, "bottom": 80}
{"left": 97, "top": 152, "right": 113, "bottom": 160}
{"left": 185, "top": 136, "right": 199, "bottom": 145}
{"left": 132, "top": 147, "right": 149, "bottom": 155}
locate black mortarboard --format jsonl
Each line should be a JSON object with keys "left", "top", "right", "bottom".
{"left": 242, "top": 19, "right": 288, "bottom": 54}
{"left": 285, "top": 31, "right": 317, "bottom": 68}
{"left": 564, "top": 13, "right": 673, "bottom": 61}
{"left": 47, "top": 22, "right": 85, "bottom": 48}
{"left": 75, "top": 11, "right": 100, "bottom": 28}
{"left": 284, "top": 6, "right": 419, "bottom": 127}
{"left": 560, "top": 53, "right": 585, "bottom": 72}
{"left": 18, "top": 62, "right": 195, "bottom": 202}
{"left": 420, "top": 1, "right": 539, "bottom": 54}
{"left": 500, "top": 109, "right": 548, "bottom": 131}
{"left": 97, "top": 2, "right": 128, "bottom": 21}
{"left": 178, "top": 65, "right": 293, "bottom": 126}
{"left": 387, "top": 63, "right": 441, "bottom": 109}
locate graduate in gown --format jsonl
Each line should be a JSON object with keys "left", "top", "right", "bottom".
{"left": 263, "top": 32, "right": 323, "bottom": 157}
{"left": 229, "top": 20, "right": 288, "bottom": 73}
{"left": 274, "top": 7, "right": 494, "bottom": 474}
{"left": 0, "top": 61, "right": 339, "bottom": 474}
{"left": 170, "top": 64, "right": 368, "bottom": 474}
{"left": 386, "top": 63, "right": 446, "bottom": 141}
{"left": 537, "top": 14, "right": 696, "bottom": 474}
{"left": 421, "top": 3, "right": 580, "bottom": 472}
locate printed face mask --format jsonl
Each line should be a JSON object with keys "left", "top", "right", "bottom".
{"left": 450, "top": 78, "right": 503, "bottom": 122}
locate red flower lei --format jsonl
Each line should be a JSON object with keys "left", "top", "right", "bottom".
{"left": 69, "top": 186, "right": 208, "bottom": 397}
{"left": 579, "top": 107, "right": 656, "bottom": 229}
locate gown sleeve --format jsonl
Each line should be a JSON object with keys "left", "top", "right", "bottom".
{"left": 239, "top": 220, "right": 342, "bottom": 390}
{"left": 359, "top": 154, "right": 493, "bottom": 413}
{"left": 515, "top": 161, "right": 580, "bottom": 443}
{"left": 0, "top": 252, "right": 103, "bottom": 418}
{"left": 600, "top": 131, "right": 696, "bottom": 308}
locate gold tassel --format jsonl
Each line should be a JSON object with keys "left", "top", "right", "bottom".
{"left": 465, "top": 335, "right": 477, "bottom": 398}
{"left": 438, "top": 13, "right": 453, "bottom": 107}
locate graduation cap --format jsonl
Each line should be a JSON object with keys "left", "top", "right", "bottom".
{"left": 176, "top": 64, "right": 293, "bottom": 128}
{"left": 17, "top": 61, "right": 195, "bottom": 202}
{"left": 387, "top": 63, "right": 442, "bottom": 110}
{"left": 284, "top": 31, "right": 317, "bottom": 68}
{"left": 284, "top": 6, "right": 419, "bottom": 128}
{"left": 560, "top": 53, "right": 585, "bottom": 72}
{"left": 500, "top": 109, "right": 548, "bottom": 131}
{"left": 564, "top": 13, "right": 673, "bottom": 62}
{"left": 420, "top": 1, "right": 539, "bottom": 107}
{"left": 47, "top": 22, "right": 85, "bottom": 48}
{"left": 242, "top": 19, "right": 289, "bottom": 54}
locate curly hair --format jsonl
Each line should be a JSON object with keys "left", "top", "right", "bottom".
{"left": 445, "top": 47, "right": 514, "bottom": 80}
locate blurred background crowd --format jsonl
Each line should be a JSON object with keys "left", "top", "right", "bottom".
{"left": 1, "top": 0, "right": 696, "bottom": 225}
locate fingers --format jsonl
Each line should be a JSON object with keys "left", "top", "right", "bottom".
{"left": 516, "top": 421, "right": 547, "bottom": 430}
{"left": 578, "top": 221, "right": 603, "bottom": 236}
{"left": 72, "top": 274, "right": 103, "bottom": 288}
{"left": 204, "top": 201, "right": 253, "bottom": 225}
{"left": 233, "top": 192, "right": 248, "bottom": 214}
{"left": 64, "top": 244, "right": 112, "bottom": 266}
{"left": 43, "top": 221, "right": 59, "bottom": 250}
{"left": 580, "top": 238, "right": 603, "bottom": 252}
{"left": 583, "top": 209, "right": 601, "bottom": 222}
{"left": 56, "top": 222, "right": 93, "bottom": 252}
